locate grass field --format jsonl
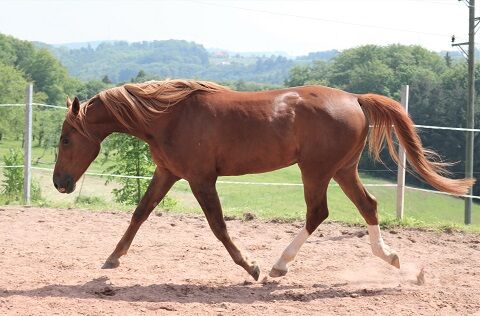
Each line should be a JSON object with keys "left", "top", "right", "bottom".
{"left": 171, "top": 165, "right": 480, "bottom": 231}
{"left": 1, "top": 140, "right": 480, "bottom": 232}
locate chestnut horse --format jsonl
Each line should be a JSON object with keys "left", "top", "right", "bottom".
{"left": 53, "top": 80, "right": 474, "bottom": 280}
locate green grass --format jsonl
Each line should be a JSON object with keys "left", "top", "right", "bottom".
{"left": 1, "top": 139, "right": 479, "bottom": 233}
{"left": 165, "top": 165, "right": 480, "bottom": 232}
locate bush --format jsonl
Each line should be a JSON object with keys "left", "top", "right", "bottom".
{"left": 1, "top": 149, "right": 23, "bottom": 200}
{"left": 103, "top": 134, "right": 155, "bottom": 205}
{"left": 75, "top": 195, "right": 107, "bottom": 206}
{"left": 1, "top": 148, "right": 42, "bottom": 203}
{"left": 159, "top": 195, "right": 177, "bottom": 210}
{"left": 31, "top": 179, "right": 42, "bottom": 202}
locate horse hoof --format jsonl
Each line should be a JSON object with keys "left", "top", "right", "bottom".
{"left": 102, "top": 258, "right": 120, "bottom": 269}
{"left": 269, "top": 267, "right": 288, "bottom": 278}
{"left": 390, "top": 254, "right": 400, "bottom": 269}
{"left": 249, "top": 262, "right": 260, "bottom": 281}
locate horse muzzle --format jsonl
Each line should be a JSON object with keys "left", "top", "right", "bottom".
{"left": 53, "top": 173, "right": 76, "bottom": 194}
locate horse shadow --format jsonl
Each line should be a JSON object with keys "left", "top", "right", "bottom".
{"left": 0, "top": 276, "right": 401, "bottom": 304}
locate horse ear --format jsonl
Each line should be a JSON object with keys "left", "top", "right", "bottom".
{"left": 66, "top": 96, "right": 72, "bottom": 108}
{"left": 71, "top": 97, "right": 80, "bottom": 116}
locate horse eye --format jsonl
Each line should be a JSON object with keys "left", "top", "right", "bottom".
{"left": 62, "top": 138, "right": 69, "bottom": 145}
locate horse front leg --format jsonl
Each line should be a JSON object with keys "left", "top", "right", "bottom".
{"left": 102, "top": 167, "right": 178, "bottom": 269}
{"left": 189, "top": 180, "right": 260, "bottom": 281}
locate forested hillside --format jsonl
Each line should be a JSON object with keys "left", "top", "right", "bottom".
{"left": 40, "top": 40, "right": 338, "bottom": 84}
{"left": 0, "top": 33, "right": 79, "bottom": 105}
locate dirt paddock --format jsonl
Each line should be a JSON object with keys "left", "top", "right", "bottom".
{"left": 1, "top": 206, "right": 479, "bottom": 315}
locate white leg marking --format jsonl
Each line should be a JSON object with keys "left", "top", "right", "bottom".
{"left": 272, "top": 227, "right": 310, "bottom": 272}
{"left": 367, "top": 225, "right": 400, "bottom": 268}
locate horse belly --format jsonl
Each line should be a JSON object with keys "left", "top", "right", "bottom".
{"left": 216, "top": 121, "right": 297, "bottom": 176}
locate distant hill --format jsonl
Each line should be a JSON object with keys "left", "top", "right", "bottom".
{"left": 37, "top": 40, "right": 339, "bottom": 84}
{"left": 38, "top": 39, "right": 463, "bottom": 86}
{"left": 51, "top": 40, "right": 118, "bottom": 50}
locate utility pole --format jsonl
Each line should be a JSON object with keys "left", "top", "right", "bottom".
{"left": 452, "top": 0, "right": 478, "bottom": 224}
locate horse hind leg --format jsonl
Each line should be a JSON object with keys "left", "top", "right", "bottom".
{"left": 334, "top": 166, "right": 400, "bottom": 269}
{"left": 270, "top": 176, "right": 330, "bottom": 278}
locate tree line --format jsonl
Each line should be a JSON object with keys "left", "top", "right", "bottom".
{"left": 41, "top": 40, "right": 335, "bottom": 85}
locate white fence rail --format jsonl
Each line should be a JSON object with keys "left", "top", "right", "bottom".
{"left": 0, "top": 84, "right": 478, "bottom": 222}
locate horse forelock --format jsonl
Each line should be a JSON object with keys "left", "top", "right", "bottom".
{"left": 64, "top": 99, "right": 96, "bottom": 141}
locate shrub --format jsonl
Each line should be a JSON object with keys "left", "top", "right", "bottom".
{"left": 1, "top": 149, "right": 23, "bottom": 200}
{"left": 75, "top": 195, "right": 107, "bottom": 206}
{"left": 159, "top": 195, "right": 177, "bottom": 210}
{"left": 1, "top": 148, "right": 42, "bottom": 203}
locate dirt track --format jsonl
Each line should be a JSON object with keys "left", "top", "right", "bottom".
{"left": 1, "top": 206, "right": 480, "bottom": 315}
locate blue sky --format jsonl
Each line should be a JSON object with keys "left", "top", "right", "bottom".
{"left": 0, "top": 0, "right": 470, "bottom": 55}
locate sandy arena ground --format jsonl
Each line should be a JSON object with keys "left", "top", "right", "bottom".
{"left": 1, "top": 206, "right": 480, "bottom": 315}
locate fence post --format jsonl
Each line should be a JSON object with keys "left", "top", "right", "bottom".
{"left": 396, "top": 85, "right": 409, "bottom": 220}
{"left": 23, "top": 83, "right": 33, "bottom": 205}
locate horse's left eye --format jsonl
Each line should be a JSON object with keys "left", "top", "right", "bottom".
{"left": 62, "top": 138, "right": 69, "bottom": 145}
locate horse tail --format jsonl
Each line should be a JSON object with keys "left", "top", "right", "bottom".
{"left": 357, "top": 93, "right": 475, "bottom": 196}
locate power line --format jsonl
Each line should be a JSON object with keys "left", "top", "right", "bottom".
{"left": 189, "top": 0, "right": 450, "bottom": 38}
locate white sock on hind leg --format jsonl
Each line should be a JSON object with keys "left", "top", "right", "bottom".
{"left": 367, "top": 224, "right": 395, "bottom": 262}
{"left": 272, "top": 226, "right": 310, "bottom": 272}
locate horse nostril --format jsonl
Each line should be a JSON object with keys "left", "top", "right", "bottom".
{"left": 54, "top": 182, "right": 59, "bottom": 189}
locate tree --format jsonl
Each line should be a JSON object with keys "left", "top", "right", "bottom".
{"left": 284, "top": 61, "right": 329, "bottom": 87}
{"left": 75, "top": 80, "right": 111, "bottom": 100}
{"left": 0, "top": 62, "right": 27, "bottom": 103}
{"left": 344, "top": 60, "right": 394, "bottom": 96}
{"left": 22, "top": 48, "right": 72, "bottom": 104}
{"left": 445, "top": 52, "right": 452, "bottom": 68}
{"left": 101, "top": 75, "right": 112, "bottom": 84}
{"left": 104, "top": 134, "right": 155, "bottom": 205}
{"left": 0, "top": 63, "right": 28, "bottom": 141}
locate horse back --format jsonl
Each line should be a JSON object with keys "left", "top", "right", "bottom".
{"left": 158, "top": 86, "right": 367, "bottom": 178}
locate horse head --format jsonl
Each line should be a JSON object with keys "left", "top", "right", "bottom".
{"left": 53, "top": 96, "right": 101, "bottom": 193}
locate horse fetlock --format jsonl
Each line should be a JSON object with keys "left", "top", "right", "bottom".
{"left": 371, "top": 241, "right": 389, "bottom": 257}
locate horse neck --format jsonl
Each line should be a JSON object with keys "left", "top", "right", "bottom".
{"left": 85, "top": 99, "right": 153, "bottom": 142}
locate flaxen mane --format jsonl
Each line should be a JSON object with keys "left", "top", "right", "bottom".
{"left": 67, "top": 79, "right": 229, "bottom": 139}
